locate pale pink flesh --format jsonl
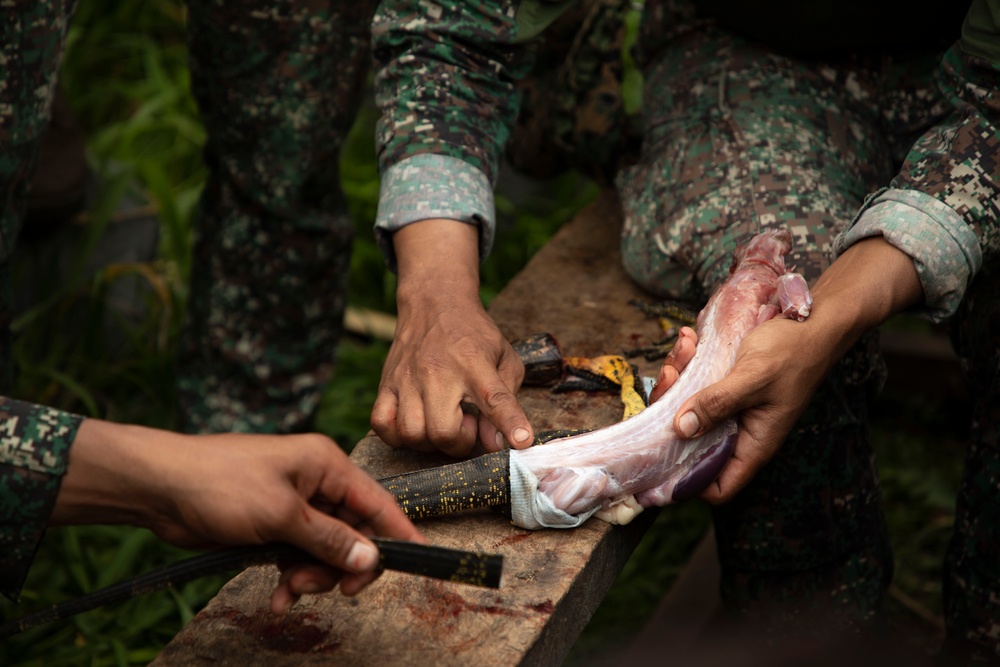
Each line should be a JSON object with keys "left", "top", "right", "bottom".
{"left": 777, "top": 272, "right": 813, "bottom": 321}
{"left": 512, "top": 228, "right": 813, "bottom": 517}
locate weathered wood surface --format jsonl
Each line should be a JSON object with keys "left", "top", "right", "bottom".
{"left": 153, "top": 192, "right": 671, "bottom": 666}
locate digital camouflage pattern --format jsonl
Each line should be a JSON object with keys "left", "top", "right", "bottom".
{"left": 617, "top": 5, "right": 1000, "bottom": 655}
{"left": 374, "top": 153, "right": 497, "bottom": 271}
{"left": 373, "top": 0, "right": 529, "bottom": 188}
{"left": 0, "top": 398, "right": 82, "bottom": 601}
{"left": 833, "top": 43, "right": 1000, "bottom": 323}
{"left": 943, "top": 269, "right": 1000, "bottom": 663}
{"left": 176, "top": 0, "right": 378, "bottom": 434}
{"left": 896, "top": 46, "right": 1000, "bottom": 262}
{"left": 617, "top": 2, "right": 958, "bottom": 303}
{"left": 506, "top": 0, "right": 642, "bottom": 187}
{"left": 617, "top": 6, "right": 999, "bottom": 656}
{"left": 0, "top": 0, "right": 77, "bottom": 390}
{"left": 371, "top": 0, "right": 1000, "bottom": 657}
{"left": 371, "top": 0, "right": 531, "bottom": 253}
{"left": 0, "top": 0, "right": 83, "bottom": 602}
{"left": 373, "top": 0, "right": 640, "bottom": 251}
{"left": 708, "top": 334, "right": 892, "bottom": 636}
{"left": 0, "top": 0, "right": 377, "bottom": 597}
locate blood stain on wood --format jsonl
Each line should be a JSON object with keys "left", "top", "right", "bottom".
{"left": 202, "top": 607, "right": 340, "bottom": 653}
{"left": 404, "top": 588, "right": 557, "bottom": 627}
{"left": 493, "top": 532, "right": 531, "bottom": 548}
{"left": 527, "top": 600, "right": 554, "bottom": 614}
{"left": 405, "top": 589, "right": 529, "bottom": 625}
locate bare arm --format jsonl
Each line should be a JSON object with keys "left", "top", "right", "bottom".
{"left": 370, "top": 1, "right": 582, "bottom": 456}
{"left": 371, "top": 219, "right": 533, "bottom": 457}
{"left": 53, "top": 419, "right": 425, "bottom": 611}
{"left": 660, "top": 237, "right": 923, "bottom": 503}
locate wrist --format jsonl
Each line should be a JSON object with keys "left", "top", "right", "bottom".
{"left": 807, "top": 236, "right": 924, "bottom": 354}
{"left": 394, "top": 218, "right": 482, "bottom": 308}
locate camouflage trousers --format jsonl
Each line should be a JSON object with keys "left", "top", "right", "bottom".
{"left": 177, "top": 0, "right": 375, "bottom": 434}
{"left": 0, "top": 0, "right": 375, "bottom": 433}
{"left": 943, "top": 272, "right": 1000, "bottom": 663}
{"left": 0, "top": 1, "right": 81, "bottom": 390}
{"left": 609, "top": 0, "right": 1000, "bottom": 658}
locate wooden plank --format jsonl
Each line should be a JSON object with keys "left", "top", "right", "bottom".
{"left": 153, "top": 191, "right": 670, "bottom": 666}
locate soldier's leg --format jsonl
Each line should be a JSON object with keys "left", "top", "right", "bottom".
{"left": 177, "top": 0, "right": 376, "bottom": 433}
{"left": 506, "top": 0, "right": 640, "bottom": 186}
{"left": 615, "top": 0, "right": 927, "bottom": 637}
{"left": 942, "top": 271, "right": 1000, "bottom": 663}
{"left": 0, "top": 1, "right": 79, "bottom": 388}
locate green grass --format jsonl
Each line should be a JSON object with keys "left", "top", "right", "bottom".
{"left": 1, "top": 1, "right": 592, "bottom": 663}
{"left": 0, "top": 1, "right": 964, "bottom": 664}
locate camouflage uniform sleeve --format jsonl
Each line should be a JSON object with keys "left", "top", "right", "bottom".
{"left": 371, "top": 0, "right": 574, "bottom": 270}
{"left": 0, "top": 397, "right": 83, "bottom": 601}
{"left": 835, "top": 0, "right": 999, "bottom": 322}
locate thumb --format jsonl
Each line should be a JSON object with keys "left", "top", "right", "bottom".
{"left": 288, "top": 504, "right": 381, "bottom": 575}
{"left": 481, "top": 383, "right": 534, "bottom": 449}
{"left": 492, "top": 344, "right": 532, "bottom": 449}
{"left": 673, "top": 371, "right": 755, "bottom": 439}
{"left": 475, "top": 361, "right": 533, "bottom": 450}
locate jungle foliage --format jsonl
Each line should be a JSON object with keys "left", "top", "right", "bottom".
{"left": 1, "top": 1, "right": 963, "bottom": 665}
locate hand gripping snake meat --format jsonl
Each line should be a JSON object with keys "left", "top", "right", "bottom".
{"left": 383, "top": 227, "right": 812, "bottom": 529}
{"left": 1, "top": 227, "right": 811, "bottom": 637}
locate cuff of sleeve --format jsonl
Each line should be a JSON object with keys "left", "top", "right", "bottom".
{"left": 375, "top": 154, "right": 496, "bottom": 272}
{"left": 834, "top": 188, "right": 983, "bottom": 321}
{"left": 0, "top": 399, "right": 83, "bottom": 601}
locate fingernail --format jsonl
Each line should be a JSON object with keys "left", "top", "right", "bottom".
{"left": 678, "top": 412, "right": 700, "bottom": 438}
{"left": 513, "top": 427, "right": 530, "bottom": 444}
{"left": 495, "top": 431, "right": 504, "bottom": 449}
{"left": 346, "top": 541, "right": 379, "bottom": 572}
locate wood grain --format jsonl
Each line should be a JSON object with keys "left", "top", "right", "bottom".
{"left": 154, "top": 192, "right": 670, "bottom": 666}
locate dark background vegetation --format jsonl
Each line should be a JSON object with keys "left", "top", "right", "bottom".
{"left": 0, "top": 1, "right": 968, "bottom": 664}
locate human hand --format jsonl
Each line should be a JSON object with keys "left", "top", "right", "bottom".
{"left": 54, "top": 422, "right": 425, "bottom": 612}
{"left": 648, "top": 326, "right": 699, "bottom": 404}
{"left": 662, "top": 318, "right": 832, "bottom": 504}
{"left": 654, "top": 237, "right": 924, "bottom": 504}
{"left": 371, "top": 219, "right": 533, "bottom": 456}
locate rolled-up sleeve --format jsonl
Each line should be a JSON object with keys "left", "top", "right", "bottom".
{"left": 836, "top": 3, "right": 1000, "bottom": 321}
{"left": 0, "top": 398, "right": 82, "bottom": 601}
{"left": 835, "top": 188, "right": 983, "bottom": 321}
{"left": 371, "top": 0, "right": 572, "bottom": 268}
{"left": 375, "top": 154, "right": 496, "bottom": 272}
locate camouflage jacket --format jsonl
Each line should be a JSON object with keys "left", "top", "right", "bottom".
{"left": 372, "top": 0, "right": 1000, "bottom": 321}
{"left": 0, "top": 398, "right": 82, "bottom": 600}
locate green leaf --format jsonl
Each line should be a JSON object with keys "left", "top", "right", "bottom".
{"left": 38, "top": 368, "right": 100, "bottom": 418}
{"left": 95, "top": 531, "right": 154, "bottom": 590}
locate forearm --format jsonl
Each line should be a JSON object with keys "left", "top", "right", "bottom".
{"left": 375, "top": 157, "right": 497, "bottom": 271}
{"left": 394, "top": 219, "right": 482, "bottom": 312}
{"left": 916, "top": 33, "right": 1000, "bottom": 266}
{"left": 836, "top": 20, "right": 999, "bottom": 320}
{"left": 804, "top": 237, "right": 924, "bottom": 363}
{"left": 372, "top": 0, "right": 522, "bottom": 272}
{"left": 668, "top": 237, "right": 924, "bottom": 504}
{"left": 372, "top": 0, "right": 524, "bottom": 260}
{"left": 49, "top": 419, "right": 181, "bottom": 529}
